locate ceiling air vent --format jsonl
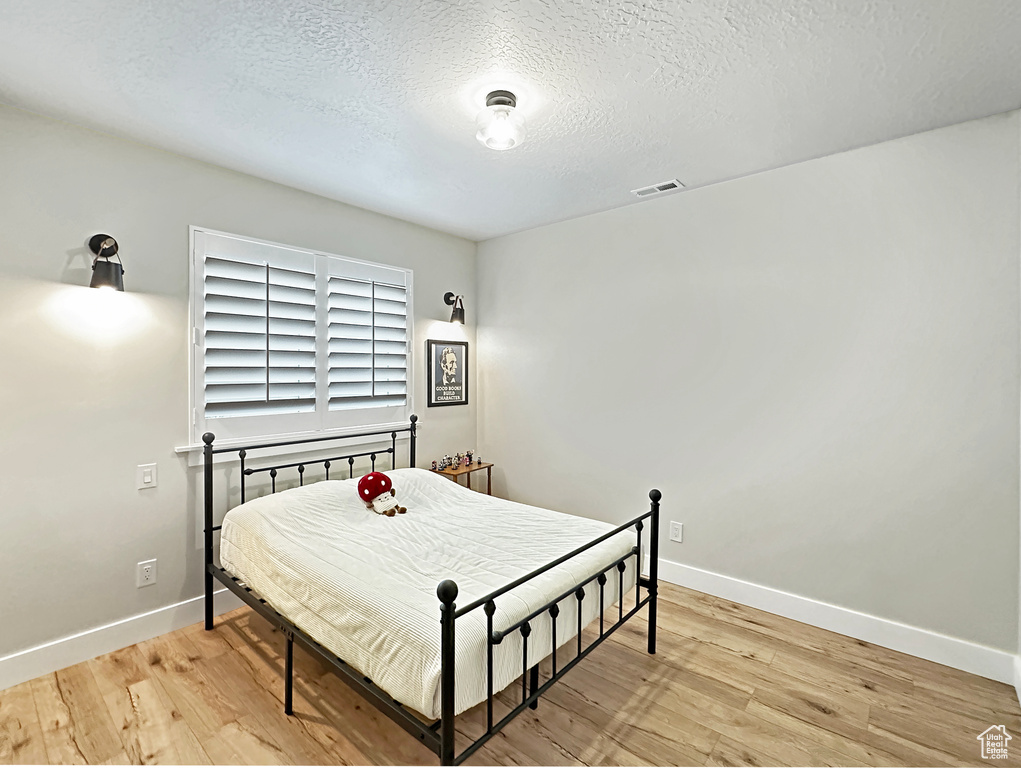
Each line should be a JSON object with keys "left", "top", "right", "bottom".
{"left": 631, "top": 179, "right": 685, "bottom": 198}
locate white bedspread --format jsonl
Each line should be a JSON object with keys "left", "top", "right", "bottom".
{"left": 219, "top": 468, "right": 638, "bottom": 718}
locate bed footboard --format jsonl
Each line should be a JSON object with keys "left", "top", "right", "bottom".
{"left": 436, "top": 489, "right": 661, "bottom": 766}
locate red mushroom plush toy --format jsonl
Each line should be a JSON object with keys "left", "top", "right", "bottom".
{"left": 357, "top": 472, "right": 407, "bottom": 516}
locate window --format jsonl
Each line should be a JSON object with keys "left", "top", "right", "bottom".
{"left": 190, "top": 228, "right": 413, "bottom": 444}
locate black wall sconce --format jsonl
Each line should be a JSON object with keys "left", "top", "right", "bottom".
{"left": 444, "top": 292, "right": 465, "bottom": 324}
{"left": 89, "top": 234, "right": 124, "bottom": 291}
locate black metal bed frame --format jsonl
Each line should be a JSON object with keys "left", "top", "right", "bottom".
{"left": 203, "top": 414, "right": 660, "bottom": 765}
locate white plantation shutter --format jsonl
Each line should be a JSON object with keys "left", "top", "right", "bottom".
{"left": 327, "top": 277, "right": 408, "bottom": 410}
{"left": 203, "top": 256, "right": 317, "bottom": 418}
{"left": 191, "top": 228, "right": 413, "bottom": 443}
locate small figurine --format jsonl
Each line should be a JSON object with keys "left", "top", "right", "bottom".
{"left": 356, "top": 472, "right": 407, "bottom": 516}
{"left": 431, "top": 460, "right": 438, "bottom": 471}
{"left": 466, "top": 450, "right": 474, "bottom": 464}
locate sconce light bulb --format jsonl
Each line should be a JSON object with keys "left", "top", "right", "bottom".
{"left": 444, "top": 291, "right": 465, "bottom": 324}
{"left": 88, "top": 234, "right": 125, "bottom": 291}
{"left": 90, "top": 259, "right": 125, "bottom": 291}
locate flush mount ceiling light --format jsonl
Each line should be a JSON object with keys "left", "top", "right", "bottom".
{"left": 88, "top": 234, "right": 125, "bottom": 291}
{"left": 475, "top": 90, "right": 526, "bottom": 151}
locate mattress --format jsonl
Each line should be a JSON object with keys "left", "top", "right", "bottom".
{"left": 219, "top": 467, "right": 638, "bottom": 719}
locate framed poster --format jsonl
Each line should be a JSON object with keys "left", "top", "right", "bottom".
{"left": 427, "top": 339, "right": 468, "bottom": 407}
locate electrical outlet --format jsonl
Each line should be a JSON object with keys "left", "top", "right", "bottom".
{"left": 669, "top": 522, "right": 683, "bottom": 543}
{"left": 136, "top": 463, "right": 158, "bottom": 490}
{"left": 137, "top": 559, "right": 157, "bottom": 588}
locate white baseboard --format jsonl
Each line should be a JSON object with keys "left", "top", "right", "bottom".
{"left": 1013, "top": 655, "right": 1021, "bottom": 707}
{"left": 0, "top": 589, "right": 242, "bottom": 692}
{"left": 658, "top": 558, "right": 1016, "bottom": 685}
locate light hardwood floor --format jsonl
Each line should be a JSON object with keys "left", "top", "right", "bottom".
{"left": 1, "top": 582, "right": 1019, "bottom": 766}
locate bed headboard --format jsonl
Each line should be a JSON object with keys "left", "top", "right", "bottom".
{"left": 202, "top": 413, "right": 417, "bottom": 507}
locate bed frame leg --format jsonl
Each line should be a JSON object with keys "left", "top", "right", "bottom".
{"left": 202, "top": 432, "right": 216, "bottom": 631}
{"left": 438, "top": 579, "right": 458, "bottom": 766}
{"left": 648, "top": 489, "right": 661, "bottom": 655}
{"left": 204, "top": 573, "right": 213, "bottom": 631}
{"left": 284, "top": 634, "right": 294, "bottom": 715}
{"left": 528, "top": 665, "right": 539, "bottom": 710}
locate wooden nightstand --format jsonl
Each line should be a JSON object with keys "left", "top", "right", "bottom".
{"left": 431, "top": 462, "right": 494, "bottom": 495}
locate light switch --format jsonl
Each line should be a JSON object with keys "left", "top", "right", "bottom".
{"left": 137, "top": 463, "right": 158, "bottom": 490}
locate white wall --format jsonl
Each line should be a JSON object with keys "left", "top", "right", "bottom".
{"left": 0, "top": 104, "right": 476, "bottom": 675}
{"left": 477, "top": 112, "right": 1020, "bottom": 653}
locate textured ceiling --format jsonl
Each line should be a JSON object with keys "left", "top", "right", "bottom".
{"left": 1, "top": 1, "right": 1020, "bottom": 240}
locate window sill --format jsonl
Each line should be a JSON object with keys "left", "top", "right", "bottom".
{"left": 174, "top": 420, "right": 415, "bottom": 468}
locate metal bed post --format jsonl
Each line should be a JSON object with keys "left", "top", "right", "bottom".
{"left": 409, "top": 413, "right": 418, "bottom": 467}
{"left": 284, "top": 633, "right": 294, "bottom": 715}
{"left": 648, "top": 489, "right": 661, "bottom": 654}
{"left": 438, "top": 579, "right": 458, "bottom": 766}
{"left": 203, "top": 432, "right": 215, "bottom": 631}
